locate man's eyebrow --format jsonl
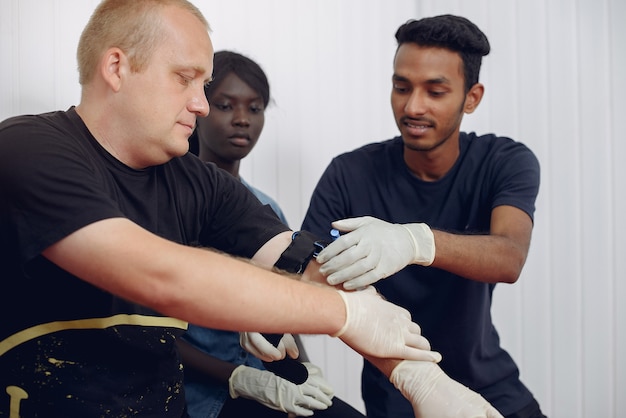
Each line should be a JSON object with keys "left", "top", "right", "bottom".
{"left": 392, "top": 74, "right": 451, "bottom": 85}
{"left": 185, "top": 65, "right": 212, "bottom": 83}
{"left": 392, "top": 73, "right": 410, "bottom": 82}
{"left": 425, "top": 77, "right": 451, "bottom": 85}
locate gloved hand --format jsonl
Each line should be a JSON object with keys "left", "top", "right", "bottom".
{"left": 228, "top": 363, "right": 333, "bottom": 416}
{"left": 333, "top": 287, "right": 441, "bottom": 363}
{"left": 390, "top": 360, "right": 504, "bottom": 418}
{"left": 301, "top": 362, "right": 334, "bottom": 399}
{"left": 316, "top": 216, "right": 435, "bottom": 290}
{"left": 240, "top": 332, "right": 299, "bottom": 362}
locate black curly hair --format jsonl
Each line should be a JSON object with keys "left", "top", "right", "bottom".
{"left": 395, "top": 15, "right": 490, "bottom": 93}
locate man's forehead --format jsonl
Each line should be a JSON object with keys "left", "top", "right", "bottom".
{"left": 394, "top": 44, "right": 463, "bottom": 79}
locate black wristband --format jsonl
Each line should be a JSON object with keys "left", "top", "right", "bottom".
{"left": 274, "top": 230, "right": 330, "bottom": 274}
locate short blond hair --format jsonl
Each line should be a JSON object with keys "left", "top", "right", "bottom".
{"left": 77, "top": 0, "right": 210, "bottom": 85}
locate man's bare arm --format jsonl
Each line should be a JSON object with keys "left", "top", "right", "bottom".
{"left": 317, "top": 205, "right": 533, "bottom": 288}
{"left": 43, "top": 218, "right": 345, "bottom": 335}
{"left": 431, "top": 205, "right": 533, "bottom": 284}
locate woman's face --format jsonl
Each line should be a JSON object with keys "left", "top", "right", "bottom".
{"left": 196, "top": 72, "right": 266, "bottom": 165}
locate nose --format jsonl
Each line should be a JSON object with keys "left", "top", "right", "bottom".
{"left": 189, "top": 87, "right": 210, "bottom": 117}
{"left": 404, "top": 90, "right": 427, "bottom": 116}
{"left": 232, "top": 106, "right": 250, "bottom": 127}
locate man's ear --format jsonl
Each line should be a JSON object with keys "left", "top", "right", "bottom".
{"left": 464, "top": 83, "right": 484, "bottom": 114}
{"left": 99, "top": 47, "right": 126, "bottom": 92}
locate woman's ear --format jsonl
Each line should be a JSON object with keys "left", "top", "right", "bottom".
{"left": 464, "top": 83, "right": 484, "bottom": 114}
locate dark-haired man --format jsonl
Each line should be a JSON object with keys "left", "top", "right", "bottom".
{"left": 303, "top": 15, "right": 546, "bottom": 418}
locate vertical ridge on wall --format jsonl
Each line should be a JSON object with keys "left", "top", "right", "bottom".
{"left": 608, "top": 0, "right": 626, "bottom": 413}
{"left": 546, "top": 0, "right": 582, "bottom": 415}
{"left": 513, "top": 1, "right": 552, "bottom": 409}
{"left": 578, "top": 0, "right": 615, "bottom": 415}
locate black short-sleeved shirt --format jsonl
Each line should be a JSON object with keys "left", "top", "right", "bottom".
{"left": 301, "top": 134, "right": 540, "bottom": 416}
{"left": 0, "top": 108, "right": 289, "bottom": 417}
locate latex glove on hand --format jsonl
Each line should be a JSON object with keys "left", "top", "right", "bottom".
{"left": 390, "top": 360, "right": 504, "bottom": 418}
{"left": 316, "top": 216, "right": 435, "bottom": 290}
{"left": 301, "top": 362, "right": 334, "bottom": 398}
{"left": 229, "top": 363, "right": 333, "bottom": 416}
{"left": 239, "top": 332, "right": 299, "bottom": 362}
{"left": 334, "top": 286, "right": 441, "bottom": 363}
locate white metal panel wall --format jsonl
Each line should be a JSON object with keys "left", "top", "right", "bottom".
{"left": 1, "top": 1, "right": 624, "bottom": 417}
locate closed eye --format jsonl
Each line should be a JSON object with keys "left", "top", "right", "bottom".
{"left": 429, "top": 90, "right": 447, "bottom": 97}
{"left": 178, "top": 73, "right": 193, "bottom": 86}
{"left": 212, "top": 102, "right": 231, "bottom": 111}
{"left": 392, "top": 83, "right": 410, "bottom": 94}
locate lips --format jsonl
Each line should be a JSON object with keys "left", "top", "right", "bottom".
{"left": 228, "top": 133, "right": 251, "bottom": 147}
{"left": 178, "top": 121, "right": 195, "bottom": 136}
{"left": 402, "top": 117, "right": 434, "bottom": 137}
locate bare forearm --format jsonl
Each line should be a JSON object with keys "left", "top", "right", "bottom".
{"left": 43, "top": 218, "right": 346, "bottom": 335}
{"left": 176, "top": 339, "right": 236, "bottom": 383}
{"left": 162, "top": 246, "right": 345, "bottom": 334}
{"left": 430, "top": 230, "right": 528, "bottom": 284}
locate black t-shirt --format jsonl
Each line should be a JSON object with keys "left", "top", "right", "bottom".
{"left": 302, "top": 134, "right": 540, "bottom": 416}
{"left": 0, "top": 108, "right": 289, "bottom": 417}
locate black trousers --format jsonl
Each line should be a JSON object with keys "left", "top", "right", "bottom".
{"left": 218, "top": 395, "right": 365, "bottom": 417}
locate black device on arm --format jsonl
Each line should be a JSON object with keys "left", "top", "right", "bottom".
{"left": 262, "top": 230, "right": 331, "bottom": 385}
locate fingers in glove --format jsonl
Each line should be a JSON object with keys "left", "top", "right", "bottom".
{"left": 316, "top": 234, "right": 365, "bottom": 266}
{"left": 298, "top": 383, "right": 333, "bottom": 409}
{"left": 242, "top": 332, "right": 285, "bottom": 361}
{"left": 283, "top": 384, "right": 332, "bottom": 417}
{"left": 315, "top": 218, "right": 371, "bottom": 264}
{"left": 305, "top": 375, "right": 334, "bottom": 397}
{"left": 280, "top": 333, "right": 300, "bottom": 359}
{"left": 331, "top": 216, "right": 374, "bottom": 232}
{"left": 391, "top": 361, "right": 503, "bottom": 418}
{"left": 403, "top": 345, "right": 442, "bottom": 363}
{"left": 302, "top": 362, "right": 335, "bottom": 396}
{"left": 325, "top": 260, "right": 377, "bottom": 287}
{"left": 402, "top": 327, "right": 442, "bottom": 363}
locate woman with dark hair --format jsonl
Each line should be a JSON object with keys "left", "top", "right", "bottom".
{"left": 180, "top": 50, "right": 365, "bottom": 418}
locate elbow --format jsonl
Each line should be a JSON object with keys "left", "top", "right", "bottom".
{"left": 502, "top": 271, "right": 520, "bottom": 284}
{"left": 501, "top": 252, "right": 528, "bottom": 284}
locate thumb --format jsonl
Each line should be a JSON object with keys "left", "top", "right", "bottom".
{"left": 281, "top": 334, "right": 300, "bottom": 359}
{"left": 331, "top": 216, "right": 373, "bottom": 232}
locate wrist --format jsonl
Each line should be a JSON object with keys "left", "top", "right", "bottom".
{"left": 330, "top": 290, "right": 350, "bottom": 338}
{"left": 402, "top": 223, "right": 435, "bottom": 266}
{"left": 228, "top": 364, "right": 248, "bottom": 399}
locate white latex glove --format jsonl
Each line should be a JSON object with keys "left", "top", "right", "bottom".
{"left": 317, "top": 216, "right": 435, "bottom": 290}
{"left": 390, "top": 360, "right": 504, "bottom": 418}
{"left": 301, "top": 362, "right": 334, "bottom": 398}
{"left": 239, "top": 332, "right": 299, "bottom": 362}
{"left": 333, "top": 287, "right": 441, "bottom": 362}
{"left": 228, "top": 364, "right": 333, "bottom": 416}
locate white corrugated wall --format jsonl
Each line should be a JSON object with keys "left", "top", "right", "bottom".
{"left": 1, "top": 1, "right": 624, "bottom": 416}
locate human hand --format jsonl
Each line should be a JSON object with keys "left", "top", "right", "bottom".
{"left": 390, "top": 360, "right": 504, "bottom": 418}
{"left": 301, "top": 362, "right": 334, "bottom": 398}
{"left": 333, "top": 287, "right": 441, "bottom": 362}
{"left": 239, "top": 332, "right": 299, "bottom": 362}
{"left": 316, "top": 216, "right": 435, "bottom": 290}
{"left": 228, "top": 364, "right": 333, "bottom": 416}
